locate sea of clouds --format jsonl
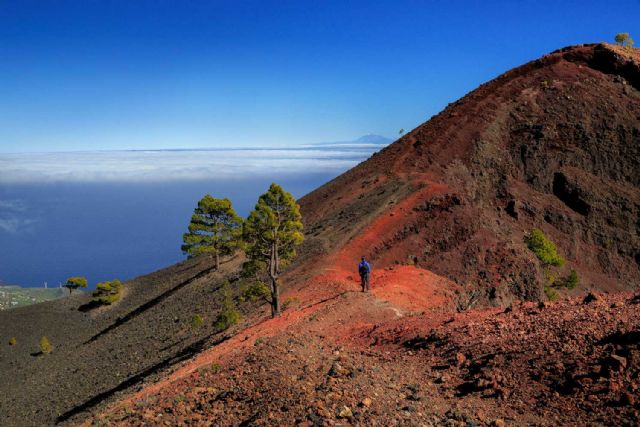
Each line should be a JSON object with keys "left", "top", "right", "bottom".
{"left": 0, "top": 143, "right": 386, "bottom": 183}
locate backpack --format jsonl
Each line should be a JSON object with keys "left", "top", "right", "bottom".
{"left": 358, "top": 262, "right": 368, "bottom": 276}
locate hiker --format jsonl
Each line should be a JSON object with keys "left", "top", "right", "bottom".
{"left": 358, "top": 257, "right": 371, "bottom": 292}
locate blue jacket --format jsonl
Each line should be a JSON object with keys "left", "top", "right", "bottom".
{"left": 358, "top": 260, "right": 371, "bottom": 275}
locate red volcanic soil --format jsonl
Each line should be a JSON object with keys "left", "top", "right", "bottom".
{"left": 299, "top": 43, "right": 640, "bottom": 305}
{"left": 91, "top": 285, "right": 640, "bottom": 426}
{"left": 83, "top": 43, "right": 640, "bottom": 426}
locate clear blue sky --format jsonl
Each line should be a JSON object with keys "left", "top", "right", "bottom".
{"left": 1, "top": 0, "right": 638, "bottom": 153}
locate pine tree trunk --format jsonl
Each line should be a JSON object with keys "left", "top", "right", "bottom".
{"left": 269, "top": 240, "right": 280, "bottom": 317}
{"left": 215, "top": 252, "right": 220, "bottom": 271}
{"left": 270, "top": 276, "right": 280, "bottom": 317}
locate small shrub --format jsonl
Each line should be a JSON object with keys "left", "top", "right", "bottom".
{"left": 544, "top": 285, "right": 559, "bottom": 301}
{"left": 215, "top": 308, "right": 241, "bottom": 331}
{"left": 92, "top": 279, "right": 123, "bottom": 305}
{"left": 254, "top": 337, "right": 264, "bottom": 346}
{"left": 8, "top": 337, "right": 16, "bottom": 346}
{"left": 557, "top": 270, "right": 579, "bottom": 290}
{"left": 525, "top": 229, "right": 565, "bottom": 267}
{"left": 39, "top": 336, "right": 52, "bottom": 354}
{"left": 240, "top": 280, "right": 271, "bottom": 303}
{"left": 198, "top": 362, "right": 221, "bottom": 375}
{"left": 215, "top": 281, "right": 241, "bottom": 331}
{"left": 190, "top": 314, "right": 204, "bottom": 330}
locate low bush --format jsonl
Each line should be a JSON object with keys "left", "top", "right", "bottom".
{"left": 190, "top": 314, "right": 204, "bottom": 330}
{"left": 240, "top": 280, "right": 271, "bottom": 303}
{"left": 92, "top": 279, "right": 123, "bottom": 305}
{"left": 525, "top": 229, "right": 565, "bottom": 267}
{"left": 39, "top": 336, "right": 52, "bottom": 354}
{"left": 557, "top": 269, "right": 579, "bottom": 290}
{"left": 8, "top": 337, "right": 16, "bottom": 346}
{"left": 215, "top": 306, "right": 241, "bottom": 331}
{"left": 544, "top": 285, "right": 559, "bottom": 301}
{"left": 215, "top": 281, "right": 241, "bottom": 331}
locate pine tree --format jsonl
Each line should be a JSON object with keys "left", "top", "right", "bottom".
{"left": 64, "top": 276, "right": 88, "bottom": 294}
{"left": 615, "top": 32, "right": 635, "bottom": 49}
{"left": 243, "top": 183, "right": 304, "bottom": 317}
{"left": 615, "top": 32, "right": 629, "bottom": 45}
{"left": 182, "top": 195, "right": 243, "bottom": 270}
{"left": 91, "top": 279, "right": 123, "bottom": 305}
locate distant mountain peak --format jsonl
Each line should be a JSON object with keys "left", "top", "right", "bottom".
{"left": 353, "top": 134, "right": 392, "bottom": 144}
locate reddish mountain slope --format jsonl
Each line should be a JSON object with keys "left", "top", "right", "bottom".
{"left": 82, "top": 43, "right": 640, "bottom": 427}
{"left": 299, "top": 43, "right": 640, "bottom": 305}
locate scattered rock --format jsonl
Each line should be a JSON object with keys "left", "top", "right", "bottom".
{"left": 538, "top": 301, "right": 551, "bottom": 310}
{"left": 583, "top": 292, "right": 601, "bottom": 304}
{"left": 620, "top": 391, "right": 635, "bottom": 406}
{"left": 607, "top": 354, "right": 627, "bottom": 373}
{"left": 328, "top": 361, "right": 351, "bottom": 377}
{"left": 337, "top": 406, "right": 353, "bottom": 418}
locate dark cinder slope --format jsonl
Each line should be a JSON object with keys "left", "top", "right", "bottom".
{"left": 0, "top": 255, "right": 245, "bottom": 427}
{"left": 299, "top": 43, "right": 640, "bottom": 304}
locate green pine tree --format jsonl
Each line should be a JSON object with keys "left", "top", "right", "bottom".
{"left": 243, "top": 183, "right": 304, "bottom": 317}
{"left": 615, "top": 32, "right": 629, "bottom": 45}
{"left": 64, "top": 276, "right": 88, "bottom": 294}
{"left": 525, "top": 228, "right": 565, "bottom": 267}
{"left": 614, "top": 32, "right": 635, "bottom": 49}
{"left": 182, "top": 195, "right": 243, "bottom": 270}
{"left": 91, "top": 279, "right": 123, "bottom": 305}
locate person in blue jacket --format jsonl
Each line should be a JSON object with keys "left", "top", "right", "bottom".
{"left": 358, "top": 257, "right": 371, "bottom": 292}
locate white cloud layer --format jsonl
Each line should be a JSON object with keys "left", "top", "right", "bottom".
{"left": 0, "top": 144, "right": 385, "bottom": 183}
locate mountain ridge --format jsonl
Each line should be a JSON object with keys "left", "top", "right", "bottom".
{"left": 298, "top": 42, "right": 640, "bottom": 305}
{"left": 1, "top": 42, "right": 639, "bottom": 426}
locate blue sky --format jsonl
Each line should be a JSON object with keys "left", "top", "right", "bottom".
{"left": 1, "top": 0, "right": 638, "bottom": 153}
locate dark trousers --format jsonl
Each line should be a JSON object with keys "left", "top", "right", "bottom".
{"left": 360, "top": 273, "right": 370, "bottom": 292}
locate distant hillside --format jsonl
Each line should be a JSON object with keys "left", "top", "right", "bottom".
{"left": 0, "top": 286, "right": 67, "bottom": 310}
{"left": 313, "top": 134, "right": 392, "bottom": 146}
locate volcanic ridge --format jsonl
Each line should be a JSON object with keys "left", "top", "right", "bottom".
{"left": 0, "top": 42, "right": 639, "bottom": 426}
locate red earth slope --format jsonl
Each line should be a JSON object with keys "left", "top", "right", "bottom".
{"left": 299, "top": 42, "right": 640, "bottom": 305}
{"left": 88, "top": 43, "right": 640, "bottom": 426}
